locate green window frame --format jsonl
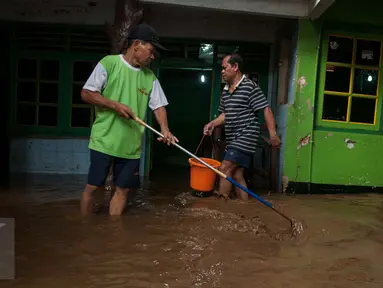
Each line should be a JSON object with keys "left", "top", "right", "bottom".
{"left": 316, "top": 31, "right": 383, "bottom": 131}
{"left": 8, "top": 23, "right": 109, "bottom": 138}
{"left": 14, "top": 56, "right": 60, "bottom": 129}
{"left": 10, "top": 51, "right": 105, "bottom": 137}
{"left": 67, "top": 55, "right": 101, "bottom": 136}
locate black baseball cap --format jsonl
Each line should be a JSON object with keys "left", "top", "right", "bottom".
{"left": 128, "top": 23, "right": 167, "bottom": 51}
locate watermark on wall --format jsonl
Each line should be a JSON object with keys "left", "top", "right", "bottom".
{"left": 0, "top": 218, "right": 15, "bottom": 279}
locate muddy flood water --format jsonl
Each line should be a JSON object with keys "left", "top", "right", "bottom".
{"left": 1, "top": 173, "right": 383, "bottom": 287}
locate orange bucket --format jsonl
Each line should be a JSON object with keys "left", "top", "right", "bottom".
{"left": 188, "top": 157, "right": 221, "bottom": 192}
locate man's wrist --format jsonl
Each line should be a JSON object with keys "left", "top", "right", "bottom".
{"left": 107, "top": 100, "right": 117, "bottom": 110}
{"left": 269, "top": 130, "right": 277, "bottom": 137}
{"left": 160, "top": 125, "right": 169, "bottom": 133}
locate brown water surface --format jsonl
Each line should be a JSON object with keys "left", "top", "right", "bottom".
{"left": 1, "top": 173, "right": 383, "bottom": 287}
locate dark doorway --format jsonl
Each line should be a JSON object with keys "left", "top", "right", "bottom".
{"left": 150, "top": 68, "right": 212, "bottom": 177}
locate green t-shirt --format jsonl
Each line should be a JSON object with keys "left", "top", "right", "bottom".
{"left": 83, "top": 55, "right": 168, "bottom": 159}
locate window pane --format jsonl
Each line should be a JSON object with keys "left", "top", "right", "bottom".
{"left": 18, "top": 58, "right": 37, "bottom": 79}
{"left": 322, "top": 95, "right": 348, "bottom": 122}
{"left": 350, "top": 97, "right": 376, "bottom": 124}
{"left": 73, "top": 61, "right": 94, "bottom": 82}
{"left": 353, "top": 69, "right": 378, "bottom": 95}
{"left": 72, "top": 84, "right": 84, "bottom": 104}
{"left": 40, "top": 60, "right": 60, "bottom": 81}
{"left": 17, "top": 104, "right": 36, "bottom": 125}
{"left": 17, "top": 82, "right": 37, "bottom": 102}
{"left": 327, "top": 36, "right": 353, "bottom": 64}
{"left": 38, "top": 106, "right": 58, "bottom": 127}
{"left": 71, "top": 107, "right": 91, "bottom": 127}
{"left": 39, "top": 83, "right": 59, "bottom": 104}
{"left": 198, "top": 43, "right": 214, "bottom": 60}
{"left": 355, "top": 39, "right": 381, "bottom": 67}
{"left": 325, "top": 66, "right": 351, "bottom": 93}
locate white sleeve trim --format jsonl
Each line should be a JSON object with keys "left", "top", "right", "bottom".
{"left": 149, "top": 79, "right": 169, "bottom": 111}
{"left": 83, "top": 63, "right": 107, "bottom": 92}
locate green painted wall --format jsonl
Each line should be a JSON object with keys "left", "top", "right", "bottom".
{"left": 284, "top": 0, "right": 383, "bottom": 188}
{"left": 283, "top": 19, "right": 321, "bottom": 184}
{"left": 311, "top": 130, "right": 383, "bottom": 186}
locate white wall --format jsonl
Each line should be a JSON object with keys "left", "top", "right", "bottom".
{"left": 0, "top": 0, "right": 115, "bottom": 24}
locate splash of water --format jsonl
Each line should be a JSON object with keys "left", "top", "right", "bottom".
{"left": 172, "top": 192, "right": 196, "bottom": 208}
{"left": 291, "top": 219, "right": 304, "bottom": 237}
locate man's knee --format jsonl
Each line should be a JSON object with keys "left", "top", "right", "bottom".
{"left": 233, "top": 168, "right": 244, "bottom": 181}
{"left": 219, "top": 160, "right": 237, "bottom": 175}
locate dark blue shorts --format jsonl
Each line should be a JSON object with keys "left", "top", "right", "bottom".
{"left": 87, "top": 149, "right": 140, "bottom": 189}
{"left": 224, "top": 147, "right": 253, "bottom": 168}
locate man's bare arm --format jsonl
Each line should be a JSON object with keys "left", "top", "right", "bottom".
{"left": 263, "top": 107, "right": 280, "bottom": 146}
{"left": 153, "top": 106, "right": 178, "bottom": 144}
{"left": 81, "top": 89, "right": 116, "bottom": 109}
{"left": 211, "top": 113, "right": 225, "bottom": 127}
{"left": 204, "top": 113, "right": 225, "bottom": 136}
{"left": 81, "top": 89, "right": 135, "bottom": 119}
{"left": 153, "top": 106, "right": 170, "bottom": 132}
{"left": 263, "top": 107, "right": 277, "bottom": 136}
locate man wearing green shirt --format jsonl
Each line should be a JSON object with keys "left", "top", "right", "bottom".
{"left": 80, "top": 23, "right": 178, "bottom": 216}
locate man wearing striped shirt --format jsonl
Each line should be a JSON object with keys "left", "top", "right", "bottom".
{"left": 204, "top": 53, "right": 280, "bottom": 201}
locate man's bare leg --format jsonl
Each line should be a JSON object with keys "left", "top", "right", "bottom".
{"left": 81, "top": 184, "right": 99, "bottom": 215}
{"left": 92, "top": 186, "right": 107, "bottom": 213}
{"left": 109, "top": 186, "right": 130, "bottom": 216}
{"left": 233, "top": 167, "right": 248, "bottom": 201}
{"left": 217, "top": 160, "right": 238, "bottom": 199}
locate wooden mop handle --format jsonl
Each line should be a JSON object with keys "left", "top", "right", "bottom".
{"left": 133, "top": 117, "right": 226, "bottom": 178}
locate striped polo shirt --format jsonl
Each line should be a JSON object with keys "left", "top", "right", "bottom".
{"left": 218, "top": 75, "right": 269, "bottom": 154}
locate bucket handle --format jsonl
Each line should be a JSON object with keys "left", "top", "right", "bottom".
{"left": 194, "top": 135, "right": 216, "bottom": 157}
